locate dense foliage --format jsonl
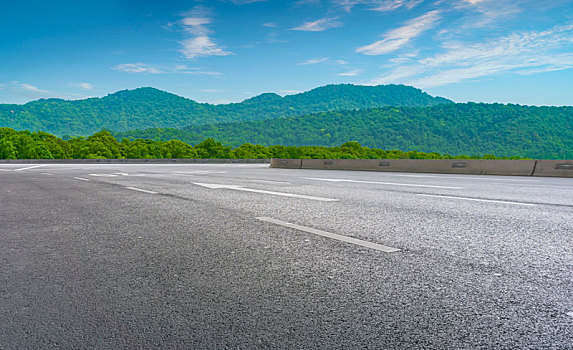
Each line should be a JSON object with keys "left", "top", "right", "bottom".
{"left": 0, "top": 128, "right": 519, "bottom": 160}
{"left": 116, "top": 103, "right": 573, "bottom": 159}
{"left": 0, "top": 84, "right": 451, "bottom": 136}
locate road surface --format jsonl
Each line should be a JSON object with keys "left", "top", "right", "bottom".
{"left": 1, "top": 163, "right": 572, "bottom": 349}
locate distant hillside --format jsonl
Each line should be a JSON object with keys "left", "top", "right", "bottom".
{"left": 115, "top": 103, "right": 573, "bottom": 159}
{"left": 0, "top": 84, "right": 451, "bottom": 136}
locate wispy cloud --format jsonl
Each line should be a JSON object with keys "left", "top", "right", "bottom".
{"left": 113, "top": 63, "right": 164, "bottom": 74}
{"left": 291, "top": 17, "right": 342, "bottom": 32}
{"left": 113, "top": 63, "right": 223, "bottom": 76}
{"left": 73, "top": 82, "right": 94, "bottom": 90}
{"left": 179, "top": 6, "right": 233, "bottom": 59}
{"left": 298, "top": 57, "right": 329, "bottom": 65}
{"left": 262, "top": 22, "right": 277, "bottom": 27}
{"left": 371, "top": 23, "right": 573, "bottom": 87}
{"left": 357, "top": 10, "right": 441, "bottom": 55}
{"left": 280, "top": 89, "right": 304, "bottom": 95}
{"left": 338, "top": 69, "right": 363, "bottom": 76}
{"left": 20, "top": 83, "right": 49, "bottom": 93}
{"left": 335, "top": 0, "right": 424, "bottom": 12}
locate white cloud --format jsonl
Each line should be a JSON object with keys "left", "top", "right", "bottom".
{"left": 179, "top": 6, "right": 233, "bottom": 59}
{"left": 371, "top": 0, "right": 424, "bottom": 11}
{"left": 338, "top": 69, "right": 363, "bottom": 76}
{"left": 280, "top": 90, "right": 304, "bottom": 95}
{"left": 180, "top": 36, "right": 233, "bottom": 59}
{"left": 113, "top": 63, "right": 164, "bottom": 74}
{"left": 371, "top": 23, "right": 573, "bottom": 87}
{"left": 299, "top": 57, "right": 329, "bottom": 65}
{"left": 263, "top": 22, "right": 277, "bottom": 27}
{"left": 113, "top": 63, "right": 223, "bottom": 76}
{"left": 336, "top": 60, "right": 349, "bottom": 65}
{"left": 73, "top": 82, "right": 94, "bottom": 90}
{"left": 291, "top": 17, "right": 342, "bottom": 32}
{"left": 335, "top": 0, "right": 423, "bottom": 12}
{"left": 357, "top": 10, "right": 440, "bottom": 55}
{"left": 20, "top": 83, "right": 48, "bottom": 93}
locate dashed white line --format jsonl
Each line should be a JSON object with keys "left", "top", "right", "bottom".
{"left": 14, "top": 165, "right": 47, "bottom": 171}
{"left": 304, "top": 177, "right": 463, "bottom": 190}
{"left": 418, "top": 194, "right": 536, "bottom": 206}
{"left": 194, "top": 182, "right": 337, "bottom": 201}
{"left": 0, "top": 169, "right": 13, "bottom": 171}
{"left": 256, "top": 217, "right": 400, "bottom": 253}
{"left": 125, "top": 187, "right": 158, "bottom": 194}
{"left": 41, "top": 172, "right": 54, "bottom": 175}
{"left": 73, "top": 177, "right": 91, "bottom": 181}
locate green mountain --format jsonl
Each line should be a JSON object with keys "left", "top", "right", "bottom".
{"left": 0, "top": 84, "right": 451, "bottom": 136}
{"left": 115, "top": 103, "right": 573, "bottom": 159}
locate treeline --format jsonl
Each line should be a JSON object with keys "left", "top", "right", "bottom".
{"left": 0, "top": 128, "right": 519, "bottom": 160}
{"left": 116, "top": 102, "right": 573, "bottom": 159}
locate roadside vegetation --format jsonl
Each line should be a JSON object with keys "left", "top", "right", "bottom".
{"left": 0, "top": 128, "right": 522, "bottom": 160}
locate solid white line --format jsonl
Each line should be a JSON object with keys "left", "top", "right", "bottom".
{"left": 256, "top": 217, "right": 400, "bottom": 253}
{"left": 14, "top": 165, "right": 47, "bottom": 171}
{"left": 249, "top": 180, "right": 291, "bottom": 185}
{"left": 418, "top": 194, "right": 536, "bottom": 206}
{"left": 125, "top": 187, "right": 158, "bottom": 194}
{"left": 73, "top": 177, "right": 90, "bottom": 181}
{"left": 304, "top": 177, "right": 463, "bottom": 190}
{"left": 0, "top": 169, "right": 13, "bottom": 171}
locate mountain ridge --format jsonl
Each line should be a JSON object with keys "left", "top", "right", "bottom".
{"left": 0, "top": 84, "right": 452, "bottom": 136}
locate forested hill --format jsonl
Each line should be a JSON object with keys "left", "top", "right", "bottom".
{"left": 115, "top": 103, "right": 573, "bottom": 159}
{"left": 0, "top": 84, "right": 451, "bottom": 136}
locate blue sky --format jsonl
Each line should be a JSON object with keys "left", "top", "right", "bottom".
{"left": 1, "top": 0, "right": 573, "bottom": 105}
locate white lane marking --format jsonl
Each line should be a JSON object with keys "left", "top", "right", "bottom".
{"left": 418, "top": 194, "right": 536, "bottom": 206}
{"left": 125, "top": 187, "right": 158, "bottom": 194}
{"left": 249, "top": 180, "right": 291, "bottom": 185}
{"left": 89, "top": 173, "right": 118, "bottom": 177}
{"left": 194, "top": 183, "right": 337, "bottom": 201}
{"left": 304, "top": 177, "right": 463, "bottom": 190}
{"left": 0, "top": 169, "right": 13, "bottom": 171}
{"left": 14, "top": 165, "right": 47, "bottom": 171}
{"left": 73, "top": 177, "right": 91, "bottom": 181}
{"left": 256, "top": 217, "right": 400, "bottom": 253}
{"left": 41, "top": 173, "right": 54, "bottom": 175}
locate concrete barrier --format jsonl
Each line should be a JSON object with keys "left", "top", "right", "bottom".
{"left": 0, "top": 158, "right": 270, "bottom": 164}
{"left": 271, "top": 158, "right": 555, "bottom": 176}
{"left": 270, "top": 158, "right": 302, "bottom": 169}
{"left": 295, "top": 159, "right": 537, "bottom": 176}
{"left": 532, "top": 160, "right": 573, "bottom": 178}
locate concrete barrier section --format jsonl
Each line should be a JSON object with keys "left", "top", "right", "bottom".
{"left": 270, "top": 158, "right": 302, "bottom": 168}
{"left": 532, "top": 160, "right": 573, "bottom": 178}
{"left": 297, "top": 159, "right": 537, "bottom": 176}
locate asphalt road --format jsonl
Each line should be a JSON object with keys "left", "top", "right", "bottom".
{"left": 1, "top": 163, "right": 572, "bottom": 349}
